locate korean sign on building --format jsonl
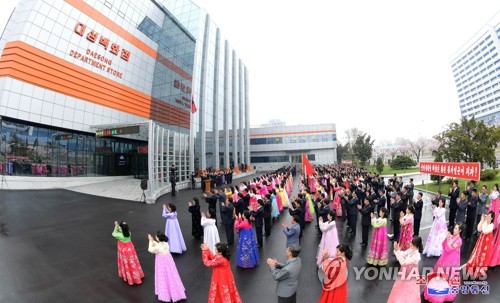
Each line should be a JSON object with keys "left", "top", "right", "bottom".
{"left": 419, "top": 162, "right": 481, "bottom": 181}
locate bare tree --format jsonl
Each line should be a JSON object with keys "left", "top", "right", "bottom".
{"left": 344, "top": 128, "right": 362, "bottom": 156}
{"left": 408, "top": 137, "right": 428, "bottom": 163}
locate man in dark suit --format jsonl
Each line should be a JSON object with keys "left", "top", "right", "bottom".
{"left": 367, "top": 188, "right": 377, "bottom": 213}
{"left": 390, "top": 193, "right": 404, "bottom": 242}
{"left": 401, "top": 186, "right": 409, "bottom": 211}
{"left": 203, "top": 190, "right": 219, "bottom": 225}
{"left": 220, "top": 197, "right": 235, "bottom": 245}
{"left": 448, "top": 180, "right": 460, "bottom": 227}
{"left": 316, "top": 199, "right": 331, "bottom": 237}
{"left": 465, "top": 189, "right": 478, "bottom": 240}
{"left": 251, "top": 199, "right": 265, "bottom": 247}
{"left": 413, "top": 192, "right": 424, "bottom": 236}
{"left": 346, "top": 191, "right": 359, "bottom": 235}
{"left": 263, "top": 194, "right": 273, "bottom": 236}
{"left": 358, "top": 197, "right": 373, "bottom": 246}
{"left": 376, "top": 189, "right": 386, "bottom": 215}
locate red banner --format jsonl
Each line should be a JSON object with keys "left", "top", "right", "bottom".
{"left": 419, "top": 162, "right": 481, "bottom": 181}
{"left": 302, "top": 154, "right": 315, "bottom": 177}
{"left": 341, "top": 160, "right": 352, "bottom": 165}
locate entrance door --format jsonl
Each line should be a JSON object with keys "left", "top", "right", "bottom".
{"left": 291, "top": 155, "right": 301, "bottom": 164}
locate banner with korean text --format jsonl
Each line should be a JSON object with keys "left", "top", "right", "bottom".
{"left": 419, "top": 162, "right": 481, "bottom": 181}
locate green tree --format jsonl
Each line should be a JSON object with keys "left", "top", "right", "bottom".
{"left": 376, "top": 157, "right": 384, "bottom": 174}
{"left": 336, "top": 142, "right": 350, "bottom": 163}
{"left": 434, "top": 117, "right": 500, "bottom": 167}
{"left": 390, "top": 155, "right": 416, "bottom": 169}
{"left": 352, "top": 133, "right": 375, "bottom": 167}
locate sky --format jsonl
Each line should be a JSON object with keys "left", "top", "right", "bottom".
{"left": 0, "top": 0, "right": 498, "bottom": 145}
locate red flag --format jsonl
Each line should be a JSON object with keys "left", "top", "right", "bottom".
{"left": 302, "top": 153, "right": 315, "bottom": 177}
{"left": 191, "top": 95, "right": 197, "bottom": 113}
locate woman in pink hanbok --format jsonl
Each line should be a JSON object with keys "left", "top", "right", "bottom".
{"left": 398, "top": 206, "right": 414, "bottom": 251}
{"left": 424, "top": 223, "right": 463, "bottom": 303}
{"left": 316, "top": 210, "right": 339, "bottom": 266}
{"left": 489, "top": 215, "right": 500, "bottom": 266}
{"left": 249, "top": 188, "right": 259, "bottom": 210}
{"left": 423, "top": 200, "right": 448, "bottom": 257}
{"left": 331, "top": 181, "right": 343, "bottom": 216}
{"left": 367, "top": 207, "right": 388, "bottom": 266}
{"left": 148, "top": 232, "right": 186, "bottom": 302}
{"left": 489, "top": 184, "right": 499, "bottom": 230}
{"left": 387, "top": 237, "right": 423, "bottom": 303}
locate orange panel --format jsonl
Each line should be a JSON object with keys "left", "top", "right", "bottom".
{"left": 0, "top": 41, "right": 190, "bottom": 128}
{"left": 64, "top": 0, "right": 192, "bottom": 81}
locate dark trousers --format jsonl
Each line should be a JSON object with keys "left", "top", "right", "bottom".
{"left": 348, "top": 215, "right": 357, "bottom": 235}
{"left": 264, "top": 217, "right": 271, "bottom": 236}
{"left": 256, "top": 225, "right": 263, "bottom": 246}
{"left": 278, "top": 292, "right": 296, "bottom": 303}
{"left": 465, "top": 214, "right": 475, "bottom": 238}
{"left": 171, "top": 182, "right": 176, "bottom": 196}
{"left": 361, "top": 224, "right": 370, "bottom": 243}
{"left": 393, "top": 220, "right": 400, "bottom": 241}
{"left": 414, "top": 216, "right": 421, "bottom": 236}
{"left": 224, "top": 223, "right": 234, "bottom": 245}
{"left": 449, "top": 208, "right": 457, "bottom": 227}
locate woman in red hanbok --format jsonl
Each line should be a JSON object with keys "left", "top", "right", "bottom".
{"left": 201, "top": 242, "right": 242, "bottom": 303}
{"left": 112, "top": 221, "right": 144, "bottom": 285}
{"left": 318, "top": 244, "right": 352, "bottom": 303}
{"left": 465, "top": 211, "right": 495, "bottom": 279}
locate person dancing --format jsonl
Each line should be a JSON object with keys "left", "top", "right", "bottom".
{"left": 318, "top": 244, "right": 352, "bottom": 303}
{"left": 112, "top": 221, "right": 144, "bottom": 285}
{"left": 465, "top": 211, "right": 495, "bottom": 279}
{"left": 366, "top": 207, "right": 389, "bottom": 266}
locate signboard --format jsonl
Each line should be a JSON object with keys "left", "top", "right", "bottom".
{"left": 138, "top": 146, "right": 148, "bottom": 154}
{"left": 54, "top": 134, "right": 73, "bottom": 140}
{"left": 341, "top": 160, "right": 353, "bottom": 165}
{"left": 419, "top": 162, "right": 481, "bottom": 181}
{"left": 96, "top": 126, "right": 140, "bottom": 137}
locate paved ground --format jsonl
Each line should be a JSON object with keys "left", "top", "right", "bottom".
{"left": 0, "top": 175, "right": 498, "bottom": 303}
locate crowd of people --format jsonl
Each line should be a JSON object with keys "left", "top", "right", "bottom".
{"left": 110, "top": 163, "right": 500, "bottom": 303}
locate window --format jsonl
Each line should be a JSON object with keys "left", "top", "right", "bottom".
{"left": 250, "top": 156, "right": 289, "bottom": 163}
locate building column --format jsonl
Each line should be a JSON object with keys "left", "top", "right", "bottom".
{"left": 245, "top": 66, "right": 250, "bottom": 168}
{"left": 223, "top": 41, "right": 230, "bottom": 169}
{"left": 213, "top": 28, "right": 221, "bottom": 169}
{"left": 199, "top": 14, "right": 211, "bottom": 170}
{"left": 232, "top": 50, "right": 238, "bottom": 167}
{"left": 239, "top": 59, "right": 244, "bottom": 168}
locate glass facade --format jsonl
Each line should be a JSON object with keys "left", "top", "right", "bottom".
{"left": 0, "top": 0, "right": 250, "bottom": 185}
{"left": 0, "top": 117, "right": 145, "bottom": 177}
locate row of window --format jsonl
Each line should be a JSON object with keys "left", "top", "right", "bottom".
{"left": 251, "top": 154, "right": 315, "bottom": 163}
{"left": 250, "top": 134, "right": 336, "bottom": 145}
{"left": 452, "top": 34, "right": 493, "bottom": 70}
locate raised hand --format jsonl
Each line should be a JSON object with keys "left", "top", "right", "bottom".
{"left": 114, "top": 221, "right": 119, "bottom": 226}
{"left": 148, "top": 234, "right": 153, "bottom": 241}
{"left": 200, "top": 243, "right": 209, "bottom": 251}
{"left": 188, "top": 201, "right": 192, "bottom": 207}
{"left": 370, "top": 213, "right": 375, "bottom": 219}
{"left": 201, "top": 211, "right": 205, "bottom": 217}
{"left": 163, "top": 204, "right": 167, "bottom": 209}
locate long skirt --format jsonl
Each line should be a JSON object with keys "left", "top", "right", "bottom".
{"left": 398, "top": 222, "right": 413, "bottom": 251}
{"left": 117, "top": 241, "right": 144, "bottom": 285}
{"left": 318, "top": 282, "right": 347, "bottom": 303}
{"left": 489, "top": 228, "right": 500, "bottom": 266}
{"left": 366, "top": 226, "right": 388, "bottom": 266}
{"left": 466, "top": 232, "right": 493, "bottom": 278}
{"left": 387, "top": 265, "right": 421, "bottom": 303}
{"left": 155, "top": 253, "right": 186, "bottom": 302}
{"left": 236, "top": 228, "right": 259, "bottom": 268}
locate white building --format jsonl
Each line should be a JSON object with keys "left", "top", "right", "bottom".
{"left": 450, "top": 13, "right": 500, "bottom": 125}
{"left": 250, "top": 124, "right": 337, "bottom": 171}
